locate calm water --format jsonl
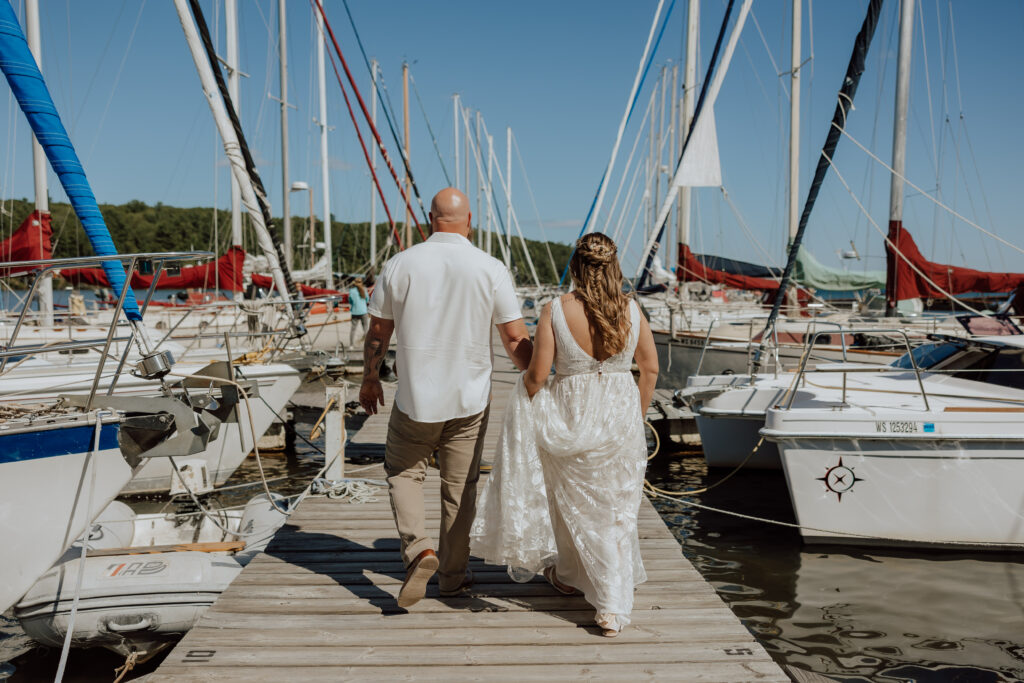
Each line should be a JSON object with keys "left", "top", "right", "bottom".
{"left": 3, "top": 414, "right": 1023, "bottom": 681}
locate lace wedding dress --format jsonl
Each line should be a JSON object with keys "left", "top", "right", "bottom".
{"left": 471, "top": 297, "right": 648, "bottom": 626}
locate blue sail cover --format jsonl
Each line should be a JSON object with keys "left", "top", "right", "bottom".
{"left": 0, "top": 4, "right": 140, "bottom": 320}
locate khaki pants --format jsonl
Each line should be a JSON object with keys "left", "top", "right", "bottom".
{"left": 384, "top": 405, "right": 490, "bottom": 592}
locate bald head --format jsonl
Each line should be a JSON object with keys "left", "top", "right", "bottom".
{"left": 429, "top": 187, "right": 472, "bottom": 237}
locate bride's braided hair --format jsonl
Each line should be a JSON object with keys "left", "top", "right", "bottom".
{"left": 568, "top": 233, "right": 631, "bottom": 358}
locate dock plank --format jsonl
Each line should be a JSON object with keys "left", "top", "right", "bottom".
{"left": 152, "top": 352, "right": 787, "bottom": 682}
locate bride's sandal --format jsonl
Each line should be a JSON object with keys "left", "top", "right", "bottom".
{"left": 595, "top": 613, "right": 622, "bottom": 638}
{"left": 543, "top": 566, "right": 579, "bottom": 596}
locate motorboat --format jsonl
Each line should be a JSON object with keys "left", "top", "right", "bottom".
{"left": 680, "top": 316, "right": 1010, "bottom": 470}
{"left": 761, "top": 331, "right": 1024, "bottom": 547}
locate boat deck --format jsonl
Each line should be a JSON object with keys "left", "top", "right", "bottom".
{"left": 151, "top": 355, "right": 787, "bottom": 682}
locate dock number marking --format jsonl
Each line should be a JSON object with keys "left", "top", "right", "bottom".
{"left": 724, "top": 648, "right": 754, "bottom": 656}
{"left": 183, "top": 650, "right": 216, "bottom": 663}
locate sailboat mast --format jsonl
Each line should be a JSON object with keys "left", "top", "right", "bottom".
{"left": 25, "top": 0, "right": 52, "bottom": 327}
{"left": 465, "top": 106, "right": 471, "bottom": 219}
{"left": 886, "top": 0, "right": 915, "bottom": 316}
{"left": 226, "top": 0, "right": 242, "bottom": 249}
{"left": 402, "top": 62, "right": 411, "bottom": 247}
{"left": 315, "top": 5, "right": 333, "bottom": 289}
{"left": 506, "top": 127, "right": 513, "bottom": 256}
{"left": 654, "top": 65, "right": 667, "bottom": 252}
{"left": 669, "top": 62, "right": 678, "bottom": 251}
{"left": 788, "top": 0, "right": 801, "bottom": 243}
{"left": 369, "top": 59, "right": 378, "bottom": 266}
{"left": 678, "top": 0, "right": 699, "bottom": 256}
{"left": 474, "top": 110, "right": 483, "bottom": 248}
{"left": 453, "top": 94, "right": 460, "bottom": 190}
{"left": 487, "top": 132, "right": 495, "bottom": 258}
{"left": 278, "top": 0, "right": 292, "bottom": 270}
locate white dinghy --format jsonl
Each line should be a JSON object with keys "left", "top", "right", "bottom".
{"left": 14, "top": 494, "right": 287, "bottom": 662}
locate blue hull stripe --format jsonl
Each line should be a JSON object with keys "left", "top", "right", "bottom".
{"left": 0, "top": 423, "right": 120, "bottom": 464}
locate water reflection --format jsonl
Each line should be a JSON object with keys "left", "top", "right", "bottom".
{"left": 648, "top": 453, "right": 1024, "bottom": 681}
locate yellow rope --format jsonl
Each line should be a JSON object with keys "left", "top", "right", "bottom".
{"left": 645, "top": 419, "right": 660, "bottom": 461}
{"left": 644, "top": 436, "right": 766, "bottom": 497}
{"left": 112, "top": 650, "right": 138, "bottom": 683}
{"left": 232, "top": 342, "right": 275, "bottom": 365}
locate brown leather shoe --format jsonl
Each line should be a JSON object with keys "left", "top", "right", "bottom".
{"left": 397, "top": 549, "right": 438, "bottom": 608}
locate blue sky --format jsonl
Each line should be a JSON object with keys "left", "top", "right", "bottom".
{"left": 1, "top": 0, "right": 1023, "bottom": 277}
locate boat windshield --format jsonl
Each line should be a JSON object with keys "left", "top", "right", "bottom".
{"left": 892, "top": 341, "right": 1024, "bottom": 390}
{"left": 949, "top": 348, "right": 1024, "bottom": 391}
{"left": 890, "top": 342, "right": 963, "bottom": 370}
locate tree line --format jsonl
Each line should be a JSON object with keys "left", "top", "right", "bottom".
{"left": 1, "top": 198, "right": 573, "bottom": 285}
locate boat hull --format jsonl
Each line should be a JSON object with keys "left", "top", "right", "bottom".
{"left": 0, "top": 420, "right": 131, "bottom": 613}
{"left": 773, "top": 435, "right": 1024, "bottom": 547}
{"left": 696, "top": 413, "right": 780, "bottom": 469}
{"left": 15, "top": 552, "right": 241, "bottom": 661}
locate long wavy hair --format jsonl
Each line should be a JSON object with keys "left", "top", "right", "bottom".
{"left": 568, "top": 232, "right": 631, "bottom": 358}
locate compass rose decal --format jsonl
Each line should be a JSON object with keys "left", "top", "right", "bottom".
{"left": 817, "top": 457, "right": 863, "bottom": 501}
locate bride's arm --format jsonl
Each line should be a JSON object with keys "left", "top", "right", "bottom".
{"left": 633, "top": 313, "right": 659, "bottom": 414}
{"left": 524, "top": 302, "right": 555, "bottom": 398}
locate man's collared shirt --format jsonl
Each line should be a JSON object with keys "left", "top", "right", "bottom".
{"left": 368, "top": 231, "right": 521, "bottom": 423}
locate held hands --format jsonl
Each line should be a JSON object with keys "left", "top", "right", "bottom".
{"left": 359, "top": 378, "right": 385, "bottom": 415}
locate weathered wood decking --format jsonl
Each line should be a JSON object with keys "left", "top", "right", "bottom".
{"left": 152, "top": 356, "right": 787, "bottom": 682}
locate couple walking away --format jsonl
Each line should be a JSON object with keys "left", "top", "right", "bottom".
{"left": 359, "top": 187, "right": 658, "bottom": 637}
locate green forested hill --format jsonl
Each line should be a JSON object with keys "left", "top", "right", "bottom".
{"left": 1, "top": 199, "right": 573, "bottom": 284}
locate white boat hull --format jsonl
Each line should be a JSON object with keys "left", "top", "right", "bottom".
{"left": 15, "top": 495, "right": 287, "bottom": 660}
{"left": 0, "top": 361, "right": 301, "bottom": 495}
{"left": 0, "top": 419, "right": 131, "bottom": 613}
{"left": 16, "top": 552, "right": 241, "bottom": 660}
{"left": 775, "top": 436, "right": 1024, "bottom": 547}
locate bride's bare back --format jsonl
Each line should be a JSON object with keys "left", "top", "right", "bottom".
{"left": 559, "top": 292, "right": 619, "bottom": 361}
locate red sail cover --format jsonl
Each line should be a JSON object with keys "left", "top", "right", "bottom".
{"left": 677, "top": 244, "right": 780, "bottom": 290}
{"left": 249, "top": 272, "right": 343, "bottom": 299}
{"left": 61, "top": 246, "right": 248, "bottom": 291}
{"left": 0, "top": 211, "right": 52, "bottom": 276}
{"left": 886, "top": 222, "right": 1024, "bottom": 301}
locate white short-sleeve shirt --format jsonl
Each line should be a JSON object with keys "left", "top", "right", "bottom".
{"left": 368, "top": 231, "right": 522, "bottom": 423}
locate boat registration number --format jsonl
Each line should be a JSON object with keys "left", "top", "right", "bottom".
{"left": 874, "top": 420, "right": 919, "bottom": 433}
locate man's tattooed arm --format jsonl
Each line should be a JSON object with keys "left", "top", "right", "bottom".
{"left": 359, "top": 316, "right": 395, "bottom": 415}
{"left": 362, "top": 316, "right": 395, "bottom": 379}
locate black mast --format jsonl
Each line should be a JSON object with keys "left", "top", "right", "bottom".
{"left": 751, "top": 0, "right": 885, "bottom": 371}
{"left": 185, "top": 0, "right": 304, "bottom": 320}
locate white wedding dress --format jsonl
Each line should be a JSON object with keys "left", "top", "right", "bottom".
{"left": 471, "top": 297, "right": 648, "bottom": 625}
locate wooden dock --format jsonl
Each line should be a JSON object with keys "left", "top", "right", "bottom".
{"left": 152, "top": 355, "right": 788, "bottom": 682}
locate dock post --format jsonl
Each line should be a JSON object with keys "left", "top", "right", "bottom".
{"left": 324, "top": 385, "right": 345, "bottom": 480}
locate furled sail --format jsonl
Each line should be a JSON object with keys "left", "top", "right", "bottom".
{"left": 0, "top": 211, "right": 51, "bottom": 276}
{"left": 61, "top": 247, "right": 247, "bottom": 291}
{"left": 677, "top": 244, "right": 779, "bottom": 291}
{"left": 61, "top": 247, "right": 345, "bottom": 299}
{"left": 886, "top": 224, "right": 1024, "bottom": 301}
{"left": 794, "top": 246, "right": 884, "bottom": 291}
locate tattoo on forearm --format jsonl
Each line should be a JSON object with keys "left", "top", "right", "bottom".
{"left": 363, "top": 333, "right": 387, "bottom": 378}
